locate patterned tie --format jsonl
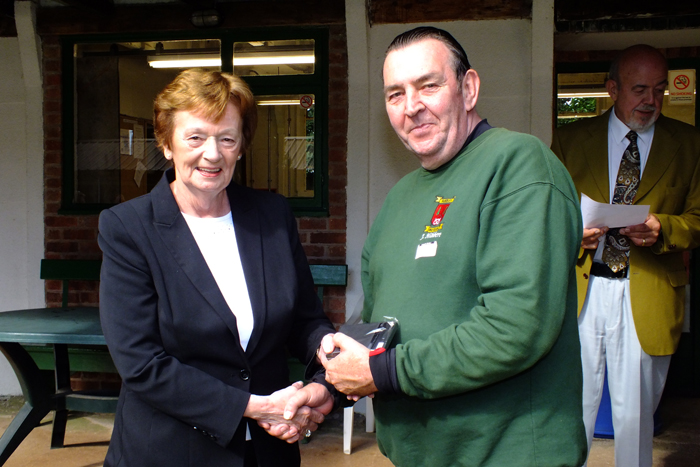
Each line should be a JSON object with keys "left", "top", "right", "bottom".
{"left": 602, "top": 131, "right": 640, "bottom": 273}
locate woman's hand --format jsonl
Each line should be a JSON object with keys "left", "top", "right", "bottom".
{"left": 245, "top": 382, "right": 328, "bottom": 443}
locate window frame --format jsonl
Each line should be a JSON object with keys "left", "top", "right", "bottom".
{"left": 59, "top": 27, "right": 329, "bottom": 216}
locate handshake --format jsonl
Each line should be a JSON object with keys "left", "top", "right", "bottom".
{"left": 250, "top": 327, "right": 392, "bottom": 443}
{"left": 246, "top": 380, "right": 333, "bottom": 444}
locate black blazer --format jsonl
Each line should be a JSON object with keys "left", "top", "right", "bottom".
{"left": 98, "top": 169, "right": 334, "bottom": 467}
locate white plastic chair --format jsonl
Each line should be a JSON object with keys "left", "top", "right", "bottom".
{"left": 343, "top": 397, "right": 375, "bottom": 454}
{"left": 341, "top": 295, "right": 375, "bottom": 454}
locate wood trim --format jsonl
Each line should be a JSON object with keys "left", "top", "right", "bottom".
{"left": 556, "top": 1, "right": 700, "bottom": 22}
{"left": 555, "top": 47, "right": 700, "bottom": 64}
{"left": 368, "top": 0, "right": 532, "bottom": 25}
{"left": 37, "top": 1, "right": 345, "bottom": 35}
{"left": 50, "top": 0, "right": 114, "bottom": 15}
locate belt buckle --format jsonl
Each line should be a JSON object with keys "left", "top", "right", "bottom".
{"left": 591, "top": 262, "right": 626, "bottom": 279}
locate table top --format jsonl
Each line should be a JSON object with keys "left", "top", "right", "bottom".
{"left": 0, "top": 307, "right": 105, "bottom": 345}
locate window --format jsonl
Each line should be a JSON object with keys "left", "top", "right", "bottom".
{"left": 556, "top": 72, "right": 607, "bottom": 127}
{"left": 251, "top": 94, "right": 316, "bottom": 198}
{"left": 61, "top": 29, "right": 328, "bottom": 215}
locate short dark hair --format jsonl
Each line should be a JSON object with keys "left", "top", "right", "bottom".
{"left": 386, "top": 26, "right": 471, "bottom": 82}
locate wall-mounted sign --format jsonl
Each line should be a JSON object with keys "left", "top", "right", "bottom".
{"left": 668, "top": 70, "right": 695, "bottom": 105}
{"left": 300, "top": 95, "right": 313, "bottom": 109}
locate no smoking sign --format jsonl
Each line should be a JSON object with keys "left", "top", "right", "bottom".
{"left": 669, "top": 70, "right": 695, "bottom": 105}
{"left": 674, "top": 74, "right": 690, "bottom": 90}
{"left": 300, "top": 95, "right": 314, "bottom": 109}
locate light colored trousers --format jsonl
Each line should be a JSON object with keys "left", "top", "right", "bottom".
{"left": 579, "top": 275, "right": 671, "bottom": 467}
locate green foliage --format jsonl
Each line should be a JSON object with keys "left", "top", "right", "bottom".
{"left": 306, "top": 107, "right": 315, "bottom": 137}
{"left": 557, "top": 97, "right": 597, "bottom": 127}
{"left": 557, "top": 97, "right": 596, "bottom": 114}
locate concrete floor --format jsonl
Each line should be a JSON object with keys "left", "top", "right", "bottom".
{"left": 1, "top": 395, "right": 699, "bottom": 466}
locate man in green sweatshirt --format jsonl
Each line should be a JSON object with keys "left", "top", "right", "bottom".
{"left": 292, "top": 26, "right": 587, "bottom": 467}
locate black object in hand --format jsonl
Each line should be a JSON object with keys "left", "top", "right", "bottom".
{"left": 326, "top": 320, "right": 398, "bottom": 359}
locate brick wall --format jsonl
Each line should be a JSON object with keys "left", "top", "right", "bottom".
{"left": 41, "top": 28, "right": 348, "bottom": 325}
{"left": 43, "top": 35, "right": 104, "bottom": 309}
{"left": 298, "top": 24, "right": 348, "bottom": 327}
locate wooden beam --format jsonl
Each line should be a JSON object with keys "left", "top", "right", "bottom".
{"left": 37, "top": 0, "right": 344, "bottom": 35}
{"left": 556, "top": 0, "right": 700, "bottom": 21}
{"left": 369, "top": 0, "right": 532, "bottom": 25}
{"left": 177, "top": 0, "right": 215, "bottom": 7}
{"left": 49, "top": 0, "right": 114, "bottom": 16}
{"left": 0, "top": 0, "right": 16, "bottom": 37}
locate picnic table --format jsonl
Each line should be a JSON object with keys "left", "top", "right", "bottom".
{"left": 0, "top": 307, "right": 116, "bottom": 466}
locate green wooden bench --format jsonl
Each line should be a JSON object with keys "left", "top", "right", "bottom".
{"left": 309, "top": 264, "right": 348, "bottom": 301}
{"left": 31, "top": 259, "right": 116, "bottom": 374}
{"left": 40, "top": 259, "right": 102, "bottom": 308}
{"left": 30, "top": 259, "right": 114, "bottom": 373}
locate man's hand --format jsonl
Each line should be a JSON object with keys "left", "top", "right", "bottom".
{"left": 282, "top": 383, "right": 334, "bottom": 422}
{"left": 319, "top": 333, "right": 378, "bottom": 401}
{"left": 245, "top": 382, "right": 326, "bottom": 443}
{"left": 620, "top": 213, "right": 661, "bottom": 247}
{"left": 582, "top": 226, "right": 608, "bottom": 249}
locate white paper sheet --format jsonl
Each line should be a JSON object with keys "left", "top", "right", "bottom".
{"left": 580, "top": 193, "right": 650, "bottom": 229}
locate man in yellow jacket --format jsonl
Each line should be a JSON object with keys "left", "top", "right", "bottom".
{"left": 552, "top": 44, "right": 700, "bottom": 467}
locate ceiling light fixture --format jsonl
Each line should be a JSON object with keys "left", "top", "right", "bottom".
{"left": 557, "top": 90, "right": 675, "bottom": 98}
{"left": 148, "top": 55, "right": 221, "bottom": 69}
{"left": 257, "top": 99, "right": 315, "bottom": 106}
{"left": 148, "top": 52, "right": 315, "bottom": 69}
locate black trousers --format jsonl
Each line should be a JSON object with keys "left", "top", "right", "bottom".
{"left": 244, "top": 441, "right": 258, "bottom": 467}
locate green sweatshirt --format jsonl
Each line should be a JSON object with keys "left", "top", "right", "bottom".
{"left": 362, "top": 128, "right": 587, "bottom": 466}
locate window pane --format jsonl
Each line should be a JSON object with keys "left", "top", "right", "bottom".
{"left": 72, "top": 39, "right": 220, "bottom": 204}
{"left": 245, "top": 94, "right": 315, "bottom": 198}
{"left": 556, "top": 72, "right": 608, "bottom": 127}
{"left": 233, "top": 39, "right": 314, "bottom": 76}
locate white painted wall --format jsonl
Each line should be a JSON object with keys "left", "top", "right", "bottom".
{"left": 531, "top": 0, "right": 555, "bottom": 145}
{"left": 0, "top": 36, "right": 28, "bottom": 396}
{"left": 0, "top": 1, "right": 45, "bottom": 396}
{"left": 0, "top": 39, "right": 29, "bottom": 312}
{"left": 344, "top": 0, "right": 371, "bottom": 316}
